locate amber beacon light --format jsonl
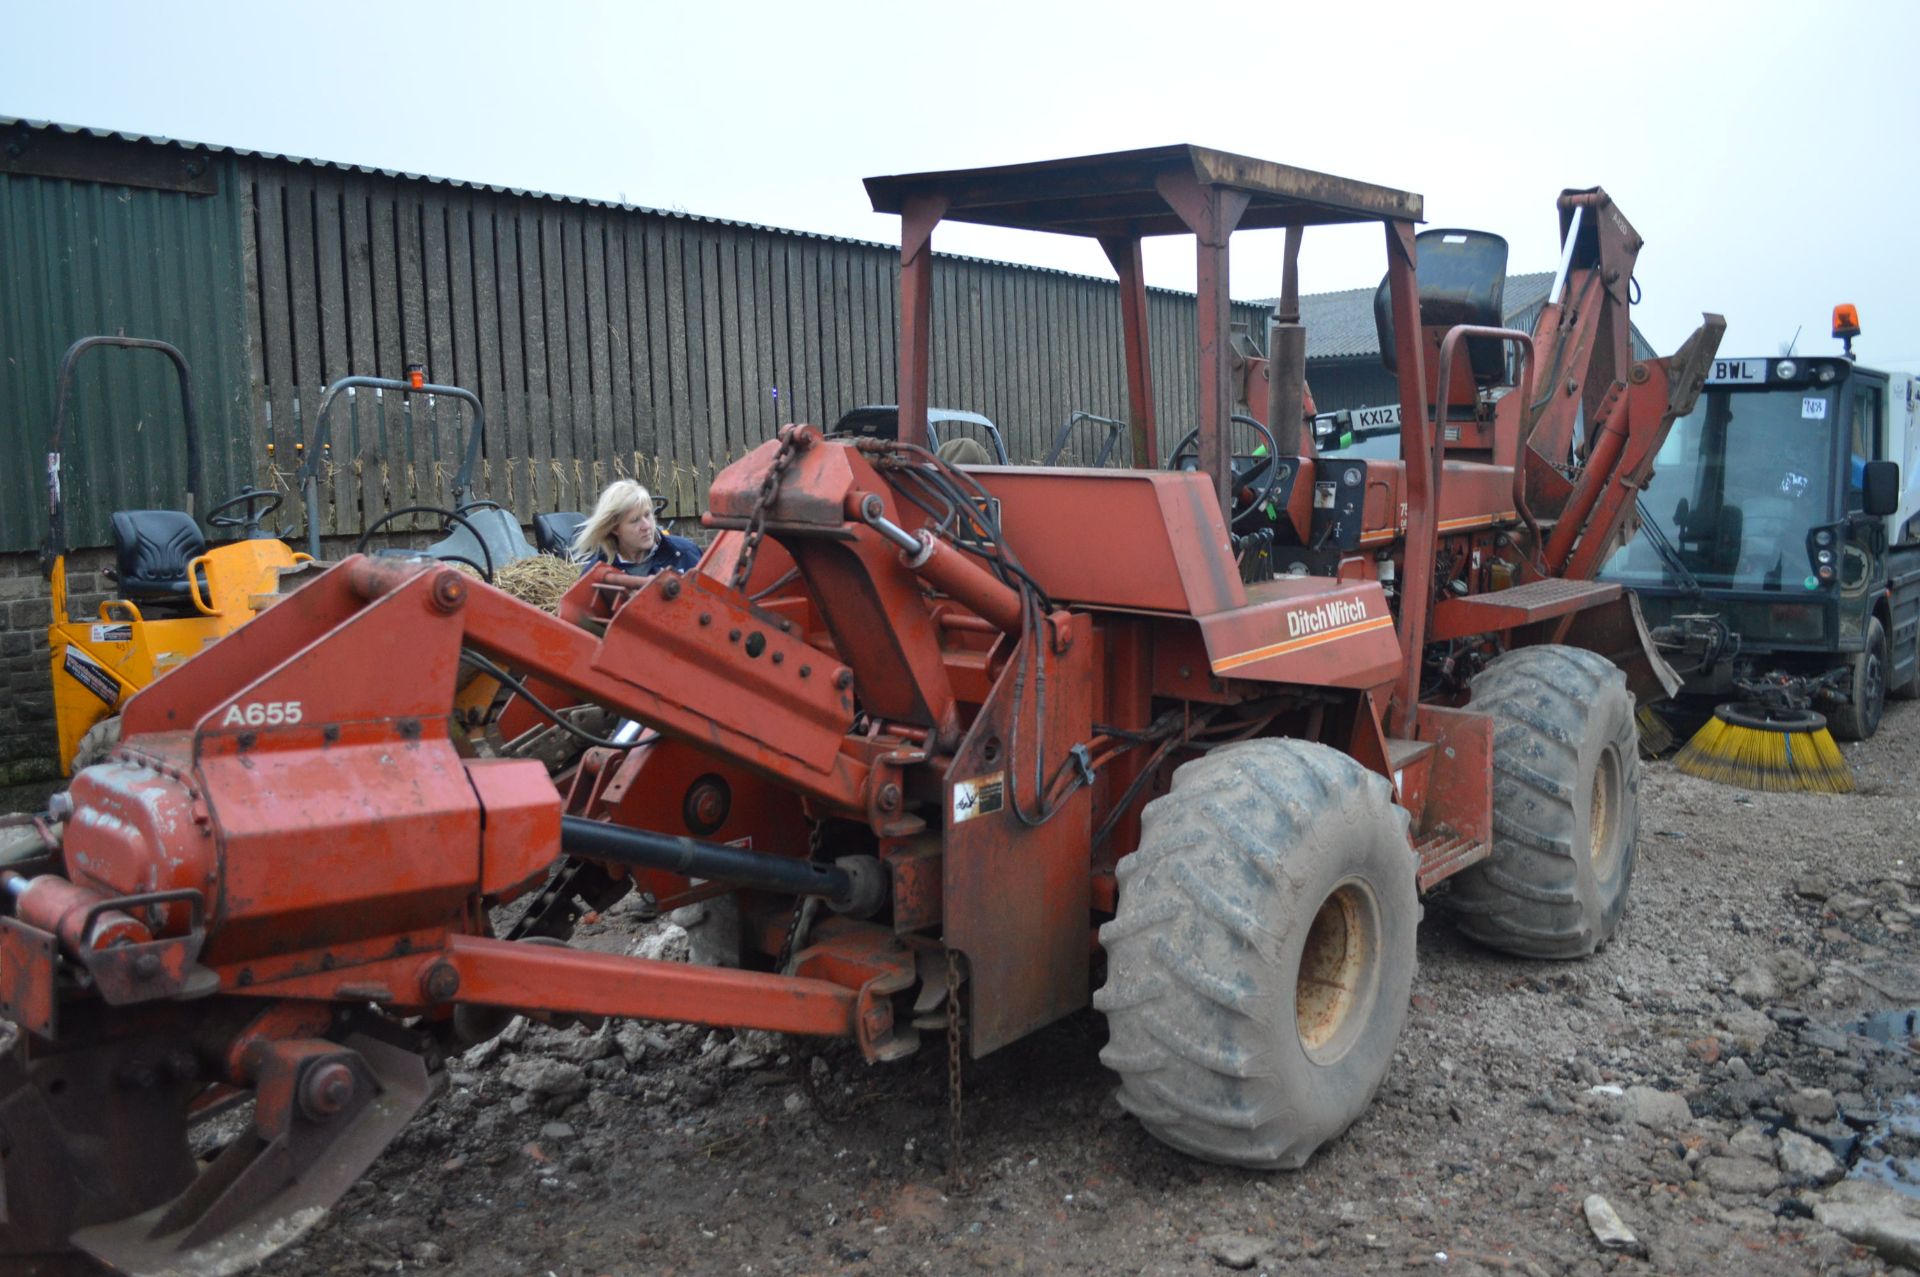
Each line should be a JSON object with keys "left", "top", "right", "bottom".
{"left": 1832, "top": 303, "right": 1861, "bottom": 359}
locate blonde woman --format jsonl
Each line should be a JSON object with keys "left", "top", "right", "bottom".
{"left": 572, "top": 479, "right": 702, "bottom": 575}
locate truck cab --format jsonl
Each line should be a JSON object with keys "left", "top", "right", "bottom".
{"left": 1600, "top": 355, "right": 1920, "bottom": 737}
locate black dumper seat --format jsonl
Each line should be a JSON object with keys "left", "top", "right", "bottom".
{"left": 109, "top": 510, "right": 206, "bottom": 608}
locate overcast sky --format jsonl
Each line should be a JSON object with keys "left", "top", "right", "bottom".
{"left": 5, "top": 0, "right": 1917, "bottom": 373}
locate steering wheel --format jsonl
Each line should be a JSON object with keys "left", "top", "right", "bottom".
{"left": 1166, "top": 414, "right": 1286, "bottom": 530}
{"left": 354, "top": 505, "right": 496, "bottom": 583}
{"left": 207, "top": 487, "right": 284, "bottom": 537}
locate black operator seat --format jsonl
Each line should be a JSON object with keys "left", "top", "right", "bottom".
{"left": 1372, "top": 228, "right": 1510, "bottom": 386}
{"left": 535, "top": 511, "right": 588, "bottom": 557}
{"left": 108, "top": 510, "right": 207, "bottom": 608}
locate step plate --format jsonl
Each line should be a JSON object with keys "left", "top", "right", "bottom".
{"left": 1427, "top": 578, "right": 1621, "bottom": 642}
{"left": 1415, "top": 833, "right": 1491, "bottom": 892}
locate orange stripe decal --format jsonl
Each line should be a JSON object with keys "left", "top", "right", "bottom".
{"left": 1360, "top": 512, "right": 1517, "bottom": 545}
{"left": 1215, "top": 614, "right": 1395, "bottom": 672}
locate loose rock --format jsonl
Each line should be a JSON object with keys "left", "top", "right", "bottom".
{"left": 1814, "top": 1180, "right": 1920, "bottom": 1268}
{"left": 1625, "top": 1085, "right": 1692, "bottom": 1132}
{"left": 1777, "top": 1129, "right": 1843, "bottom": 1187}
{"left": 632, "top": 923, "right": 690, "bottom": 963}
{"left": 1200, "top": 1233, "right": 1266, "bottom": 1270}
{"left": 1699, "top": 1155, "right": 1782, "bottom": 1196}
{"left": 1732, "top": 952, "right": 1820, "bottom": 1003}
{"left": 1583, "top": 1194, "right": 1647, "bottom": 1257}
{"left": 502, "top": 1058, "right": 587, "bottom": 1099}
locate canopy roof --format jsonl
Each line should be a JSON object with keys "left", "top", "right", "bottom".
{"left": 864, "top": 144, "right": 1423, "bottom": 239}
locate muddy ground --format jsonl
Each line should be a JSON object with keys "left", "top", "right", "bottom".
{"left": 9, "top": 701, "right": 1920, "bottom": 1276}
{"left": 236, "top": 701, "right": 1920, "bottom": 1276}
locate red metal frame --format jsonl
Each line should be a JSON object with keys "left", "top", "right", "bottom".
{"left": 1, "top": 146, "right": 1726, "bottom": 1272}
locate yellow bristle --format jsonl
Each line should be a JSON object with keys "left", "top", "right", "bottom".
{"left": 1672, "top": 708, "right": 1854, "bottom": 795}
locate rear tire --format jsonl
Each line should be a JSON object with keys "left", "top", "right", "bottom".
{"left": 1448, "top": 645, "right": 1637, "bottom": 959}
{"left": 1830, "top": 617, "right": 1889, "bottom": 738}
{"left": 1094, "top": 738, "right": 1417, "bottom": 1169}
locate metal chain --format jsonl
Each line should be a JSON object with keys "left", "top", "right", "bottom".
{"left": 774, "top": 819, "right": 827, "bottom": 973}
{"left": 731, "top": 426, "right": 804, "bottom": 592}
{"left": 946, "top": 946, "right": 970, "bottom": 1192}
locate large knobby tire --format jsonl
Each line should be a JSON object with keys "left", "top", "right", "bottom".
{"left": 71, "top": 715, "right": 122, "bottom": 771}
{"left": 1830, "top": 617, "right": 1889, "bottom": 739}
{"left": 1448, "top": 645, "right": 1637, "bottom": 959}
{"left": 1094, "top": 738, "right": 1418, "bottom": 1169}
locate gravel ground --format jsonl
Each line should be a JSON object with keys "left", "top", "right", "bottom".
{"left": 8, "top": 701, "right": 1920, "bottom": 1275}
{"left": 231, "top": 700, "right": 1920, "bottom": 1277}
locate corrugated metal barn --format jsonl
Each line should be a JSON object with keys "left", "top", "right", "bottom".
{"left": 1276, "top": 272, "right": 1659, "bottom": 413}
{"left": 1, "top": 118, "right": 1272, "bottom": 553}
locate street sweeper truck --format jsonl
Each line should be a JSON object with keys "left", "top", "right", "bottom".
{"left": 1600, "top": 306, "right": 1920, "bottom": 776}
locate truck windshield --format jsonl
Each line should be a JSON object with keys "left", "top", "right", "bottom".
{"left": 1601, "top": 386, "right": 1838, "bottom": 591}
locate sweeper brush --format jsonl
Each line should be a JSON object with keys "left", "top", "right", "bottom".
{"left": 1635, "top": 704, "right": 1677, "bottom": 758}
{"left": 1672, "top": 703, "right": 1854, "bottom": 794}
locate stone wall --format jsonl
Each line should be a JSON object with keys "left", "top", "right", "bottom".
{"left": 2, "top": 547, "right": 114, "bottom": 782}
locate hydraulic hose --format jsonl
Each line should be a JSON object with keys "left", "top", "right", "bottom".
{"left": 559, "top": 816, "right": 854, "bottom": 905}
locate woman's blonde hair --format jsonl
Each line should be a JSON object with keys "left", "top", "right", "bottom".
{"left": 573, "top": 478, "right": 654, "bottom": 562}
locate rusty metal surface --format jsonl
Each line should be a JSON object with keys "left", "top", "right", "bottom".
{"left": 597, "top": 568, "right": 855, "bottom": 773}
{"left": 1383, "top": 220, "right": 1433, "bottom": 738}
{"left": 0, "top": 1030, "right": 201, "bottom": 1265}
{"left": 864, "top": 144, "right": 1422, "bottom": 238}
{"left": 975, "top": 468, "right": 1245, "bottom": 616}
{"left": 943, "top": 616, "right": 1093, "bottom": 1057}
{"left": 1414, "top": 832, "right": 1493, "bottom": 893}
{"left": 0, "top": 917, "right": 57, "bottom": 1038}
{"left": 1199, "top": 578, "right": 1399, "bottom": 688}
{"left": 1556, "top": 319, "right": 1726, "bottom": 582}
{"left": 1413, "top": 704, "right": 1495, "bottom": 891}
{"left": 0, "top": 149, "right": 1726, "bottom": 1274}
{"left": 71, "top": 1031, "right": 435, "bottom": 1277}
{"left": 1426, "top": 578, "right": 1623, "bottom": 643}
{"left": 1099, "top": 235, "right": 1159, "bottom": 464}
{"left": 444, "top": 932, "right": 869, "bottom": 1042}
{"left": 884, "top": 835, "right": 943, "bottom": 934}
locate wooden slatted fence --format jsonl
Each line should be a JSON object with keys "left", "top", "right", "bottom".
{"left": 242, "top": 162, "right": 1271, "bottom": 531}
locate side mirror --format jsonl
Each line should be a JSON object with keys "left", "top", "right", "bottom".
{"left": 1864, "top": 459, "right": 1900, "bottom": 517}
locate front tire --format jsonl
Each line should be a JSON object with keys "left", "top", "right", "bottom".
{"left": 1094, "top": 738, "right": 1417, "bottom": 1169}
{"left": 1448, "top": 645, "right": 1637, "bottom": 959}
{"left": 1830, "top": 617, "right": 1888, "bottom": 739}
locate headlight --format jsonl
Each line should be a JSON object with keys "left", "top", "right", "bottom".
{"left": 1816, "top": 364, "right": 1837, "bottom": 383}
{"left": 1818, "top": 549, "right": 1834, "bottom": 565}
{"left": 1777, "top": 359, "right": 1798, "bottom": 379}
{"left": 1814, "top": 529, "right": 1834, "bottom": 547}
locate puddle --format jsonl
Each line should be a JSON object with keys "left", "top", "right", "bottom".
{"left": 1841, "top": 1010, "right": 1920, "bottom": 1197}
{"left": 1851, "top": 1008, "right": 1920, "bottom": 1047}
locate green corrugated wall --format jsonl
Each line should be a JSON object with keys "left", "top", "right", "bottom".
{"left": 0, "top": 156, "right": 254, "bottom": 552}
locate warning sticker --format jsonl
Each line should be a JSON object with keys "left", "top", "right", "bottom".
{"left": 62, "top": 646, "right": 120, "bottom": 708}
{"left": 90, "top": 623, "right": 133, "bottom": 644}
{"left": 951, "top": 772, "right": 1005, "bottom": 825}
